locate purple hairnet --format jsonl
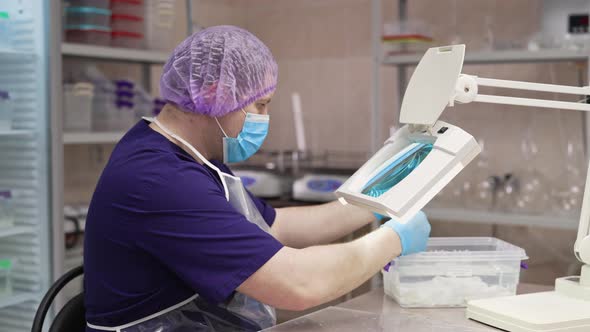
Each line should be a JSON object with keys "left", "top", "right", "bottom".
{"left": 160, "top": 25, "right": 278, "bottom": 117}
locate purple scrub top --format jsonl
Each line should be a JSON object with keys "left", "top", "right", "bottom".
{"left": 84, "top": 120, "right": 283, "bottom": 329}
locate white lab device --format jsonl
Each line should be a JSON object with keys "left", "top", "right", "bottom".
{"left": 335, "top": 45, "right": 481, "bottom": 223}
{"left": 542, "top": 0, "right": 590, "bottom": 39}
{"left": 292, "top": 174, "right": 349, "bottom": 202}
{"left": 233, "top": 170, "right": 288, "bottom": 198}
{"left": 388, "top": 45, "right": 590, "bottom": 331}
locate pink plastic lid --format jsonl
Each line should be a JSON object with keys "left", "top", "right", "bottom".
{"left": 111, "top": 14, "right": 143, "bottom": 22}
{"left": 111, "top": 31, "right": 143, "bottom": 39}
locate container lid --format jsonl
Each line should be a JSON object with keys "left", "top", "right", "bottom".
{"left": 66, "top": 7, "right": 111, "bottom": 15}
{"left": 394, "top": 237, "right": 528, "bottom": 263}
{"left": 0, "top": 190, "right": 12, "bottom": 199}
{"left": 65, "top": 24, "right": 111, "bottom": 33}
{"left": 112, "top": 31, "right": 143, "bottom": 38}
{"left": 111, "top": 14, "right": 143, "bottom": 21}
{"left": 72, "top": 82, "right": 95, "bottom": 96}
{"left": 0, "top": 12, "right": 9, "bottom": 19}
{"left": 382, "top": 34, "right": 434, "bottom": 42}
{"left": 153, "top": 0, "right": 174, "bottom": 9}
{"left": 0, "top": 90, "right": 9, "bottom": 100}
{"left": 111, "top": 0, "right": 143, "bottom": 5}
{"left": 399, "top": 44, "right": 465, "bottom": 126}
{"left": 115, "top": 90, "right": 134, "bottom": 98}
{"left": 0, "top": 259, "right": 12, "bottom": 270}
{"left": 114, "top": 80, "right": 134, "bottom": 89}
{"left": 116, "top": 100, "right": 134, "bottom": 109}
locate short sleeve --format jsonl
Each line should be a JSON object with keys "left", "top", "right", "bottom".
{"left": 135, "top": 160, "right": 284, "bottom": 303}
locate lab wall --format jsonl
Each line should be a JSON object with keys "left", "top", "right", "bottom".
{"left": 63, "top": 0, "right": 584, "bottom": 285}
{"left": 242, "top": 0, "right": 375, "bottom": 154}
{"left": 195, "top": 0, "right": 585, "bottom": 284}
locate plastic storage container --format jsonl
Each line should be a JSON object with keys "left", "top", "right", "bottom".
{"left": 111, "top": 14, "right": 143, "bottom": 34}
{"left": 382, "top": 237, "right": 528, "bottom": 308}
{"left": 134, "top": 87, "right": 153, "bottom": 119}
{"left": 0, "top": 258, "right": 13, "bottom": 297}
{"left": 111, "top": 0, "right": 144, "bottom": 16}
{"left": 145, "top": 0, "right": 175, "bottom": 51}
{"left": 92, "top": 83, "right": 116, "bottom": 132}
{"left": 64, "top": 83, "right": 94, "bottom": 132}
{"left": 381, "top": 21, "right": 434, "bottom": 56}
{"left": 65, "top": 7, "right": 111, "bottom": 27}
{"left": 114, "top": 100, "right": 135, "bottom": 130}
{"left": 114, "top": 80, "right": 134, "bottom": 102}
{"left": 0, "top": 190, "right": 14, "bottom": 229}
{"left": 114, "top": 79, "right": 134, "bottom": 91}
{"left": 65, "top": 26, "right": 111, "bottom": 45}
{"left": 0, "top": 11, "right": 11, "bottom": 50}
{"left": 111, "top": 31, "right": 143, "bottom": 48}
{"left": 0, "top": 90, "right": 13, "bottom": 131}
{"left": 65, "top": 0, "right": 111, "bottom": 10}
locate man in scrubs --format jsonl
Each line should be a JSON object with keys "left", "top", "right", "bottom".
{"left": 84, "top": 26, "right": 431, "bottom": 332}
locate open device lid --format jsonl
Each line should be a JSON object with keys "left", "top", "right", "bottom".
{"left": 335, "top": 45, "right": 479, "bottom": 223}
{"left": 399, "top": 45, "right": 465, "bottom": 126}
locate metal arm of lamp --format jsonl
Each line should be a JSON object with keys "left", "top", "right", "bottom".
{"left": 452, "top": 73, "right": 590, "bottom": 331}
{"left": 451, "top": 74, "right": 590, "bottom": 279}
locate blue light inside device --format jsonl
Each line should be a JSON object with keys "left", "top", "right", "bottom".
{"left": 361, "top": 142, "right": 433, "bottom": 198}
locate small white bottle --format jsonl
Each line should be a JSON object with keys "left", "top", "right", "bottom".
{"left": 64, "top": 83, "right": 94, "bottom": 132}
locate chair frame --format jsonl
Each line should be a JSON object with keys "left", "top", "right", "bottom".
{"left": 31, "top": 265, "right": 84, "bottom": 332}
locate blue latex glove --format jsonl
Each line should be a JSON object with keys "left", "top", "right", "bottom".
{"left": 373, "top": 212, "right": 389, "bottom": 221}
{"left": 382, "top": 211, "right": 431, "bottom": 256}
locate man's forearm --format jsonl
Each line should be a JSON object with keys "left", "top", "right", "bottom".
{"left": 291, "top": 226, "right": 401, "bottom": 307}
{"left": 238, "top": 226, "right": 402, "bottom": 311}
{"left": 271, "top": 201, "right": 376, "bottom": 248}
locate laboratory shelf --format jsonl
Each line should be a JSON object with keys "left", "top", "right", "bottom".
{"left": 0, "top": 226, "right": 36, "bottom": 239}
{"left": 63, "top": 132, "right": 125, "bottom": 144}
{"left": 62, "top": 43, "right": 169, "bottom": 64}
{"left": 0, "top": 292, "right": 38, "bottom": 310}
{"left": 424, "top": 207, "right": 579, "bottom": 230}
{"left": 383, "top": 49, "right": 590, "bottom": 66}
{"left": 0, "top": 129, "right": 34, "bottom": 137}
{"left": 0, "top": 50, "right": 35, "bottom": 61}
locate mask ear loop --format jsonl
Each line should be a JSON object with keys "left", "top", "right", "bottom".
{"left": 215, "top": 109, "right": 248, "bottom": 137}
{"left": 214, "top": 117, "right": 229, "bottom": 138}
{"left": 151, "top": 117, "right": 230, "bottom": 201}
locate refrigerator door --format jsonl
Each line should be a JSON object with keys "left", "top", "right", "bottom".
{"left": 0, "top": 1, "right": 56, "bottom": 331}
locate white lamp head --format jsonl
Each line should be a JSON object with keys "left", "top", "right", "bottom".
{"left": 335, "top": 45, "right": 480, "bottom": 222}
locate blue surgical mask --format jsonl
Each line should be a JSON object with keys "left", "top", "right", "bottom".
{"left": 216, "top": 110, "right": 269, "bottom": 163}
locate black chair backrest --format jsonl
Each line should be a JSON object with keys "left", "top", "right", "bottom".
{"left": 48, "top": 292, "right": 86, "bottom": 332}
{"left": 32, "top": 265, "right": 84, "bottom": 332}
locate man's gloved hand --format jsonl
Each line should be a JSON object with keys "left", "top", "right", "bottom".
{"left": 382, "top": 211, "right": 431, "bottom": 256}
{"left": 373, "top": 212, "right": 389, "bottom": 221}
